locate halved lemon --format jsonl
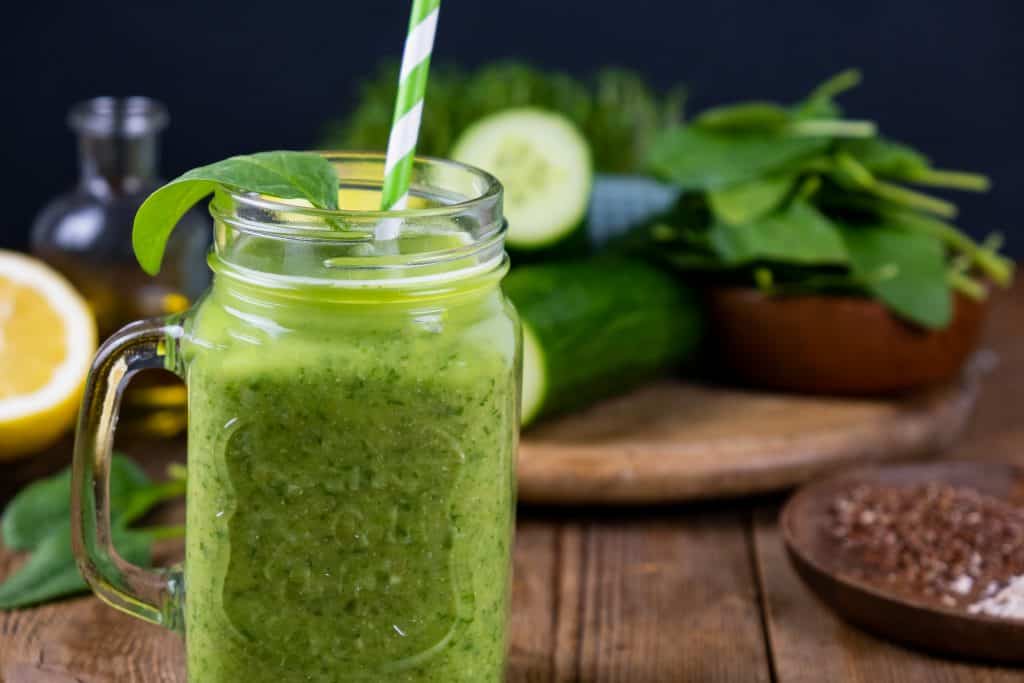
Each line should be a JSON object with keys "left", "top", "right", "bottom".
{"left": 0, "top": 251, "right": 97, "bottom": 459}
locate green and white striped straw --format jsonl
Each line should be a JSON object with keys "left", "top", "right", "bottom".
{"left": 377, "top": 0, "right": 441, "bottom": 240}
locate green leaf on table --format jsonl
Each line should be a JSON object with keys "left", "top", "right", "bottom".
{"left": 708, "top": 172, "right": 798, "bottom": 225}
{"left": 2, "top": 455, "right": 150, "bottom": 552}
{"left": 0, "top": 526, "right": 151, "bottom": 610}
{"left": 708, "top": 200, "right": 849, "bottom": 266}
{"left": 840, "top": 223, "right": 952, "bottom": 328}
{"left": 115, "top": 478, "right": 188, "bottom": 528}
{"left": 0, "top": 455, "right": 185, "bottom": 610}
{"left": 647, "top": 126, "right": 829, "bottom": 190}
{"left": 132, "top": 151, "right": 340, "bottom": 275}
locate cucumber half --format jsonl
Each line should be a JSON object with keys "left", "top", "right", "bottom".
{"left": 451, "top": 108, "right": 593, "bottom": 251}
{"left": 520, "top": 321, "right": 547, "bottom": 426}
{"left": 505, "top": 258, "right": 705, "bottom": 427}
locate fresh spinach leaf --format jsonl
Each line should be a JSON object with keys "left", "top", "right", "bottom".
{"left": 694, "top": 102, "right": 792, "bottom": 132}
{"left": 2, "top": 455, "right": 150, "bottom": 552}
{"left": 0, "top": 526, "right": 151, "bottom": 610}
{"left": 840, "top": 224, "right": 952, "bottom": 329}
{"left": 839, "top": 137, "right": 989, "bottom": 191}
{"left": 694, "top": 70, "right": 872, "bottom": 138}
{"left": 647, "top": 126, "right": 829, "bottom": 190}
{"left": 878, "top": 208, "right": 1014, "bottom": 287}
{"left": 635, "top": 67, "right": 1009, "bottom": 330}
{"left": 830, "top": 152, "right": 959, "bottom": 218}
{"left": 839, "top": 137, "right": 930, "bottom": 178}
{"left": 116, "top": 479, "right": 187, "bottom": 527}
{"left": 132, "top": 151, "right": 339, "bottom": 275}
{"left": 2, "top": 470, "right": 72, "bottom": 552}
{"left": 708, "top": 172, "right": 798, "bottom": 225}
{"left": 708, "top": 200, "right": 849, "bottom": 266}
{"left": 0, "top": 456, "right": 186, "bottom": 610}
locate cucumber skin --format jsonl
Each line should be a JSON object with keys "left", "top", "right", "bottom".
{"left": 503, "top": 258, "right": 704, "bottom": 422}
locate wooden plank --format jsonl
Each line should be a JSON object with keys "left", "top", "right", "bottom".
{"left": 508, "top": 517, "right": 585, "bottom": 683}
{"left": 508, "top": 518, "right": 558, "bottom": 682}
{"left": 753, "top": 508, "right": 1024, "bottom": 682}
{"left": 572, "top": 508, "right": 771, "bottom": 683}
{"left": 0, "top": 592, "right": 184, "bottom": 682}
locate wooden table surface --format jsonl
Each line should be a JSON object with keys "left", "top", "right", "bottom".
{"left": 2, "top": 279, "right": 1024, "bottom": 682}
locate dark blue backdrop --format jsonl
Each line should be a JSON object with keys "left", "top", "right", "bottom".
{"left": 5, "top": 0, "right": 1021, "bottom": 253}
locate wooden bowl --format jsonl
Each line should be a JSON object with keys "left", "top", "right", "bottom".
{"left": 781, "top": 462, "right": 1024, "bottom": 663}
{"left": 705, "top": 288, "right": 988, "bottom": 396}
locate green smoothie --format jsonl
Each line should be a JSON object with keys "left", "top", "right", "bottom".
{"left": 181, "top": 266, "right": 519, "bottom": 682}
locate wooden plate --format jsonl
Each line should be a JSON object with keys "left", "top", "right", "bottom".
{"left": 517, "top": 358, "right": 987, "bottom": 504}
{"left": 781, "top": 461, "right": 1024, "bottom": 663}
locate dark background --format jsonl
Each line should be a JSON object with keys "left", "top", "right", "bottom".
{"left": 4, "top": 0, "right": 1021, "bottom": 253}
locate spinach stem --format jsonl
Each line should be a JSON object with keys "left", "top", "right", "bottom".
{"left": 907, "top": 169, "right": 991, "bottom": 192}
{"left": 871, "top": 181, "right": 958, "bottom": 218}
{"left": 788, "top": 119, "right": 876, "bottom": 138}
{"left": 831, "top": 154, "right": 961, "bottom": 219}
{"left": 834, "top": 153, "right": 875, "bottom": 187}
{"left": 949, "top": 271, "right": 987, "bottom": 300}
{"left": 794, "top": 175, "right": 822, "bottom": 202}
{"left": 807, "top": 69, "right": 863, "bottom": 101}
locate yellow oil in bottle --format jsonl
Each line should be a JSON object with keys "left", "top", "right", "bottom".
{"left": 32, "top": 97, "right": 209, "bottom": 437}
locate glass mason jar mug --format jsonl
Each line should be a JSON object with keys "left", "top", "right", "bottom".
{"left": 71, "top": 154, "right": 521, "bottom": 682}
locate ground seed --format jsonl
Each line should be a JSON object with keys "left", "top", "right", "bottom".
{"left": 827, "top": 481, "right": 1024, "bottom": 617}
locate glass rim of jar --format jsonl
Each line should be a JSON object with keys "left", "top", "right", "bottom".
{"left": 220, "top": 152, "right": 502, "bottom": 222}
{"left": 209, "top": 152, "right": 508, "bottom": 290}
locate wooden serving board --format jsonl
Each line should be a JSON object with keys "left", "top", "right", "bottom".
{"left": 518, "top": 370, "right": 983, "bottom": 505}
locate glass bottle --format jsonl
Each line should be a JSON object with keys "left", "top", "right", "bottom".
{"left": 31, "top": 97, "right": 209, "bottom": 436}
{"left": 72, "top": 153, "right": 520, "bottom": 681}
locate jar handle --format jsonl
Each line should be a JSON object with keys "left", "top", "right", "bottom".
{"left": 71, "top": 318, "right": 186, "bottom": 631}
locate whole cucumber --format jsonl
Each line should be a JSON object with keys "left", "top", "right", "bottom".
{"left": 504, "top": 258, "right": 704, "bottom": 426}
